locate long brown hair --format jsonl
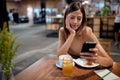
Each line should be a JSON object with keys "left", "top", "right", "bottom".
{"left": 64, "top": 2, "right": 86, "bottom": 35}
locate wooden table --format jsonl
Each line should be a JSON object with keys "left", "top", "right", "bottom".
{"left": 15, "top": 54, "right": 120, "bottom": 80}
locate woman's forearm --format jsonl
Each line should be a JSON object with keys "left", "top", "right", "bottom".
{"left": 96, "top": 56, "right": 113, "bottom": 67}
{"left": 57, "top": 34, "right": 75, "bottom": 56}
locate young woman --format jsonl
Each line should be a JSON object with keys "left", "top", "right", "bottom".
{"left": 57, "top": 2, "right": 113, "bottom": 67}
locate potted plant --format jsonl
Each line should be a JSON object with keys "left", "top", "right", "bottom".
{"left": 0, "top": 22, "right": 20, "bottom": 80}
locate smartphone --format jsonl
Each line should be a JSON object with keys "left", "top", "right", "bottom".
{"left": 81, "top": 42, "right": 96, "bottom": 53}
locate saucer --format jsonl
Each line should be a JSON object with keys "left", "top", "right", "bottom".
{"left": 55, "top": 61, "right": 62, "bottom": 68}
{"left": 73, "top": 58, "right": 99, "bottom": 68}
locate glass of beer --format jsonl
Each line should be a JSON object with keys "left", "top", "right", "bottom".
{"left": 62, "top": 56, "right": 74, "bottom": 77}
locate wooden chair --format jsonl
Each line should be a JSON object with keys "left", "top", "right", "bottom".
{"left": 100, "top": 41, "right": 111, "bottom": 55}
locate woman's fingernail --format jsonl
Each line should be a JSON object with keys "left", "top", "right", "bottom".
{"left": 89, "top": 48, "right": 91, "bottom": 50}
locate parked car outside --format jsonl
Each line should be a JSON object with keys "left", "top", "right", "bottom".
{"left": 19, "top": 16, "right": 29, "bottom": 23}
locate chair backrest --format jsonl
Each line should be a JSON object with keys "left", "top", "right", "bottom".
{"left": 100, "top": 41, "right": 111, "bottom": 55}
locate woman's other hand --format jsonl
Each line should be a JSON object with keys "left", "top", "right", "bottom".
{"left": 80, "top": 48, "right": 98, "bottom": 63}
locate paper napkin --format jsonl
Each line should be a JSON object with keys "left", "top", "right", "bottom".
{"left": 94, "top": 69, "right": 120, "bottom": 80}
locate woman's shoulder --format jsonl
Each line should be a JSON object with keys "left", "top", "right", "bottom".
{"left": 59, "top": 27, "right": 65, "bottom": 32}
{"left": 82, "top": 26, "right": 93, "bottom": 33}
{"left": 82, "top": 26, "right": 99, "bottom": 42}
{"left": 59, "top": 27, "right": 67, "bottom": 39}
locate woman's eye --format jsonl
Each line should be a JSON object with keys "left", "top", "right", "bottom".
{"left": 78, "top": 18, "right": 82, "bottom": 21}
{"left": 70, "top": 17, "right": 74, "bottom": 19}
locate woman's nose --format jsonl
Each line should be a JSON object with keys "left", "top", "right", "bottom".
{"left": 73, "top": 19, "right": 77, "bottom": 24}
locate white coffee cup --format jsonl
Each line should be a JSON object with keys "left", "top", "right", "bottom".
{"left": 58, "top": 55, "right": 72, "bottom": 66}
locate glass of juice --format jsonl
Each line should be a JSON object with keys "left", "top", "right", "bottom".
{"left": 62, "top": 56, "right": 74, "bottom": 77}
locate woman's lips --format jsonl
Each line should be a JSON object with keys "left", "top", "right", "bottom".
{"left": 71, "top": 25, "right": 78, "bottom": 30}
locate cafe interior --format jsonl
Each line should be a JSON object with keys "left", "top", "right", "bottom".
{"left": 0, "top": 0, "right": 120, "bottom": 80}
{"left": 5, "top": 0, "right": 120, "bottom": 39}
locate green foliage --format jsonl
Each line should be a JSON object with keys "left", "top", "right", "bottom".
{"left": 103, "top": 7, "right": 109, "bottom": 16}
{"left": 0, "top": 22, "right": 20, "bottom": 80}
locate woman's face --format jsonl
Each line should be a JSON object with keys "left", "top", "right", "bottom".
{"left": 68, "top": 10, "right": 83, "bottom": 30}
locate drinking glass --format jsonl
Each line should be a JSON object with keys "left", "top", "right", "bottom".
{"left": 62, "top": 56, "right": 74, "bottom": 77}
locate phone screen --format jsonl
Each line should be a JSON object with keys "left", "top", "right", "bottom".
{"left": 81, "top": 42, "right": 96, "bottom": 53}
